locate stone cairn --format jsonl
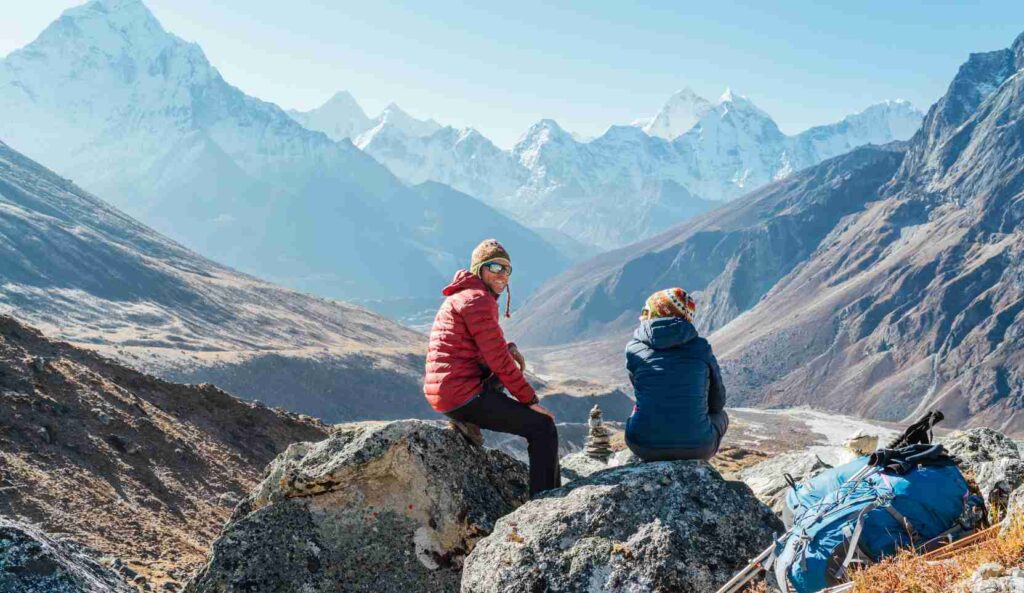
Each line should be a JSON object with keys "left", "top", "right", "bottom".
{"left": 584, "top": 405, "right": 613, "bottom": 462}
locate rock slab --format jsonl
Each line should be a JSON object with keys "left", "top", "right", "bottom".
{"left": 0, "top": 517, "right": 133, "bottom": 593}
{"left": 462, "top": 461, "right": 783, "bottom": 593}
{"left": 944, "top": 428, "right": 1024, "bottom": 519}
{"left": 185, "top": 420, "right": 529, "bottom": 593}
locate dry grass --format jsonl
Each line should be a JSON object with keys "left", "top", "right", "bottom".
{"left": 849, "top": 519, "right": 1024, "bottom": 593}
{"left": 730, "top": 521, "right": 1022, "bottom": 593}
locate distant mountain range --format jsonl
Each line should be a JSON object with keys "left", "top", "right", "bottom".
{"left": 0, "top": 0, "right": 567, "bottom": 315}
{"left": 294, "top": 88, "right": 922, "bottom": 249}
{"left": 512, "top": 30, "right": 1024, "bottom": 434}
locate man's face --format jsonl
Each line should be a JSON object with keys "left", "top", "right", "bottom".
{"left": 480, "top": 259, "right": 511, "bottom": 294}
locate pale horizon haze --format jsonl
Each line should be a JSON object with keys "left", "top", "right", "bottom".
{"left": 3, "top": 0, "right": 1024, "bottom": 148}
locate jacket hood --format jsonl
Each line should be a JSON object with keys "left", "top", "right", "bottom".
{"left": 442, "top": 269, "right": 491, "bottom": 297}
{"left": 633, "top": 317, "right": 698, "bottom": 349}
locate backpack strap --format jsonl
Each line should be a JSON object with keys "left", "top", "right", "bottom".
{"left": 883, "top": 505, "right": 920, "bottom": 543}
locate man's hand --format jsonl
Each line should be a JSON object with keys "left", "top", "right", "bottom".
{"left": 509, "top": 343, "right": 527, "bottom": 372}
{"left": 529, "top": 403, "right": 554, "bottom": 421}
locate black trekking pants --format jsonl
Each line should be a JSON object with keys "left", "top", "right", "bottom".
{"left": 445, "top": 386, "right": 561, "bottom": 497}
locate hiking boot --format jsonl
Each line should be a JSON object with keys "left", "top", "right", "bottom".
{"left": 448, "top": 419, "right": 485, "bottom": 447}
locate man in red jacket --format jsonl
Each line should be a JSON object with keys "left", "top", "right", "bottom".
{"left": 424, "top": 239, "right": 560, "bottom": 497}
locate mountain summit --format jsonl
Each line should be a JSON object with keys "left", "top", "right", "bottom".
{"left": 350, "top": 88, "right": 922, "bottom": 248}
{"left": 0, "top": 0, "right": 566, "bottom": 308}
{"left": 639, "top": 88, "right": 715, "bottom": 139}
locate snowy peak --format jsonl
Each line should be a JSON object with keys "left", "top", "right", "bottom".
{"left": 641, "top": 88, "right": 714, "bottom": 139}
{"left": 24, "top": 0, "right": 183, "bottom": 66}
{"left": 377, "top": 103, "right": 442, "bottom": 136}
{"left": 842, "top": 100, "right": 923, "bottom": 139}
{"left": 288, "top": 90, "right": 371, "bottom": 141}
{"left": 352, "top": 102, "right": 442, "bottom": 148}
{"left": 712, "top": 88, "right": 773, "bottom": 121}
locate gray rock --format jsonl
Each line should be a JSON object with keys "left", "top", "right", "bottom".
{"left": 943, "top": 428, "right": 1021, "bottom": 466}
{"left": 185, "top": 420, "right": 529, "bottom": 593}
{"left": 738, "top": 451, "right": 831, "bottom": 514}
{"left": 944, "top": 428, "right": 1024, "bottom": 520}
{"left": 969, "top": 566, "right": 1024, "bottom": 593}
{"left": 462, "top": 461, "right": 783, "bottom": 593}
{"left": 609, "top": 448, "right": 641, "bottom": 467}
{"left": 0, "top": 517, "right": 134, "bottom": 593}
{"left": 560, "top": 451, "right": 610, "bottom": 482}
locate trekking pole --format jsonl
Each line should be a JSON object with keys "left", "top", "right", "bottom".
{"left": 715, "top": 544, "right": 773, "bottom": 593}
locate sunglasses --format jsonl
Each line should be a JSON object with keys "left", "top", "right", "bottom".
{"left": 481, "top": 262, "right": 512, "bottom": 276}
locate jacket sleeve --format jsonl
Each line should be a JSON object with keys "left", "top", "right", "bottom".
{"left": 707, "top": 351, "right": 726, "bottom": 413}
{"left": 460, "top": 293, "right": 538, "bottom": 405}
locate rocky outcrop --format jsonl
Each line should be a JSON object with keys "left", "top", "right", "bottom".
{"left": 559, "top": 451, "right": 611, "bottom": 482}
{"left": 0, "top": 517, "right": 133, "bottom": 593}
{"left": 945, "top": 428, "right": 1024, "bottom": 520}
{"left": 185, "top": 420, "right": 529, "bottom": 593}
{"left": 461, "top": 461, "right": 782, "bottom": 593}
{"left": 966, "top": 563, "right": 1024, "bottom": 593}
{"left": 738, "top": 451, "right": 831, "bottom": 513}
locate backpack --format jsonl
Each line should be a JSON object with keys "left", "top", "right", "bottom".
{"left": 769, "top": 444, "right": 986, "bottom": 593}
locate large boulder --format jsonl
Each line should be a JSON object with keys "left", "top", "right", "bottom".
{"left": 944, "top": 428, "right": 1024, "bottom": 519}
{"left": 944, "top": 428, "right": 1022, "bottom": 467}
{"left": 738, "top": 451, "right": 831, "bottom": 513}
{"left": 461, "top": 461, "right": 783, "bottom": 593}
{"left": 559, "top": 450, "right": 609, "bottom": 482}
{"left": 185, "top": 420, "right": 529, "bottom": 593}
{"left": 0, "top": 517, "right": 133, "bottom": 593}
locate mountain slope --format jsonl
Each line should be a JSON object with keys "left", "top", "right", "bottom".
{"left": 508, "top": 144, "right": 906, "bottom": 348}
{"left": 709, "top": 32, "right": 1024, "bottom": 432}
{"left": 0, "top": 0, "right": 565, "bottom": 309}
{"left": 354, "top": 91, "right": 922, "bottom": 248}
{"left": 0, "top": 315, "right": 329, "bottom": 588}
{"left": 0, "top": 137, "right": 431, "bottom": 422}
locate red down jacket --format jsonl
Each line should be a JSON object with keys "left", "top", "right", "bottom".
{"left": 424, "top": 270, "right": 537, "bottom": 412}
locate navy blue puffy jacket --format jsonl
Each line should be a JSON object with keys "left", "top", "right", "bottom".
{"left": 625, "top": 317, "right": 726, "bottom": 449}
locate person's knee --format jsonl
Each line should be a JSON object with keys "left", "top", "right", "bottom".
{"left": 527, "top": 414, "right": 557, "bottom": 442}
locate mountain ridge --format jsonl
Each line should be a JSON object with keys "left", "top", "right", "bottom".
{"left": 0, "top": 0, "right": 567, "bottom": 311}
{"left": 333, "top": 90, "right": 922, "bottom": 248}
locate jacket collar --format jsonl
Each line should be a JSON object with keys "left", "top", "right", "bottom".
{"left": 442, "top": 269, "right": 496, "bottom": 298}
{"left": 633, "top": 317, "right": 698, "bottom": 349}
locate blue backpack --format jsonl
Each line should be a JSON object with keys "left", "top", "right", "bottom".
{"left": 769, "top": 444, "right": 985, "bottom": 593}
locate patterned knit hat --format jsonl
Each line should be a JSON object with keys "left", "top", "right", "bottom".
{"left": 470, "top": 239, "right": 513, "bottom": 318}
{"left": 641, "top": 288, "right": 697, "bottom": 322}
{"left": 470, "top": 239, "right": 511, "bottom": 276}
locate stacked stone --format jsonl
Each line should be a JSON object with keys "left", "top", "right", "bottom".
{"left": 584, "top": 405, "right": 613, "bottom": 462}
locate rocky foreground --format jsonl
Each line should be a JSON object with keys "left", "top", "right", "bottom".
{"left": 6, "top": 416, "right": 1024, "bottom": 592}
{"left": 0, "top": 316, "right": 329, "bottom": 590}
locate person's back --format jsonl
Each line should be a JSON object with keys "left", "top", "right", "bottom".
{"left": 624, "top": 288, "right": 728, "bottom": 461}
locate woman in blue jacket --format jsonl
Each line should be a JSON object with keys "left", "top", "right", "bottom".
{"left": 625, "top": 287, "right": 728, "bottom": 461}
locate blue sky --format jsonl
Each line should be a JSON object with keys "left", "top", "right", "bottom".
{"left": 4, "top": 0, "right": 1024, "bottom": 148}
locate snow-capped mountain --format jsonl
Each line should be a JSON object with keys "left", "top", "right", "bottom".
{"left": 514, "top": 29, "right": 1024, "bottom": 433}
{"left": 636, "top": 87, "right": 715, "bottom": 139}
{"left": 0, "top": 0, "right": 567, "bottom": 311}
{"left": 286, "top": 90, "right": 372, "bottom": 141}
{"left": 342, "top": 88, "right": 923, "bottom": 248}
{"left": 289, "top": 93, "right": 441, "bottom": 145}
{"left": 353, "top": 103, "right": 441, "bottom": 148}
